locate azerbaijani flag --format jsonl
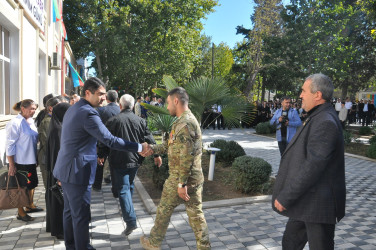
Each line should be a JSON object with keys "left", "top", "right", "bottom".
{"left": 52, "top": 0, "right": 61, "bottom": 22}
{"left": 68, "top": 62, "right": 84, "bottom": 87}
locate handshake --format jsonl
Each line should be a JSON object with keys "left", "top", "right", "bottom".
{"left": 139, "top": 142, "right": 154, "bottom": 157}
{"left": 138, "top": 142, "right": 162, "bottom": 167}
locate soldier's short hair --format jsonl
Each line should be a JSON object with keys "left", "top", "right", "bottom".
{"left": 168, "top": 87, "right": 189, "bottom": 105}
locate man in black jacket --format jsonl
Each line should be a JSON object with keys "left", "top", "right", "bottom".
{"left": 272, "top": 73, "right": 346, "bottom": 250}
{"left": 98, "top": 94, "right": 155, "bottom": 236}
{"left": 93, "top": 90, "right": 121, "bottom": 190}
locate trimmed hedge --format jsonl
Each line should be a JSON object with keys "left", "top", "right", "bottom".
{"left": 343, "top": 130, "right": 353, "bottom": 145}
{"left": 359, "top": 126, "right": 372, "bottom": 135}
{"left": 255, "top": 122, "right": 276, "bottom": 134}
{"left": 366, "top": 143, "right": 376, "bottom": 159}
{"left": 369, "top": 135, "right": 376, "bottom": 145}
{"left": 231, "top": 155, "right": 272, "bottom": 193}
{"left": 209, "top": 140, "right": 246, "bottom": 164}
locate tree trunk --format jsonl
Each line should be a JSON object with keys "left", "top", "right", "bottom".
{"left": 261, "top": 80, "right": 266, "bottom": 102}
{"left": 341, "top": 83, "right": 348, "bottom": 100}
{"left": 95, "top": 48, "right": 103, "bottom": 79}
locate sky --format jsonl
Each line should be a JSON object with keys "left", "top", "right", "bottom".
{"left": 202, "top": 0, "right": 291, "bottom": 49}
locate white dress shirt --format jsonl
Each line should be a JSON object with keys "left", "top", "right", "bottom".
{"left": 345, "top": 101, "right": 352, "bottom": 110}
{"left": 335, "top": 102, "right": 342, "bottom": 111}
{"left": 6, "top": 114, "right": 38, "bottom": 164}
{"left": 363, "top": 103, "right": 368, "bottom": 112}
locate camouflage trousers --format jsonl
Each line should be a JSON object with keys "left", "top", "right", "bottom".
{"left": 149, "top": 178, "right": 211, "bottom": 250}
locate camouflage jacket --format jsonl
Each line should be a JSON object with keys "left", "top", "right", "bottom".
{"left": 152, "top": 110, "right": 204, "bottom": 186}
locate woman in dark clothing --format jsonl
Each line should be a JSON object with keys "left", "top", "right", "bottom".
{"left": 45, "top": 102, "right": 70, "bottom": 239}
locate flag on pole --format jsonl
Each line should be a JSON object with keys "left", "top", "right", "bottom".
{"left": 68, "top": 62, "right": 84, "bottom": 87}
{"left": 52, "top": 0, "right": 61, "bottom": 22}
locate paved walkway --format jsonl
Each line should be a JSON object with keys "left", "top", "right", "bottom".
{"left": 1, "top": 128, "right": 375, "bottom": 249}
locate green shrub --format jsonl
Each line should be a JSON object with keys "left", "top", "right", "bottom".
{"left": 369, "top": 135, "right": 376, "bottom": 145}
{"left": 209, "top": 140, "right": 246, "bottom": 164}
{"left": 359, "top": 126, "right": 372, "bottom": 135}
{"left": 152, "top": 154, "right": 169, "bottom": 190}
{"left": 231, "top": 155, "right": 272, "bottom": 193}
{"left": 343, "top": 130, "right": 353, "bottom": 145}
{"left": 255, "top": 122, "right": 276, "bottom": 134}
{"left": 366, "top": 143, "right": 376, "bottom": 159}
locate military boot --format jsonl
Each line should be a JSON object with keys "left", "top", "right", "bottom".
{"left": 140, "top": 236, "right": 161, "bottom": 250}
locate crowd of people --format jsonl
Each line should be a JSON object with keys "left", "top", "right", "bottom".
{"left": 3, "top": 73, "right": 351, "bottom": 249}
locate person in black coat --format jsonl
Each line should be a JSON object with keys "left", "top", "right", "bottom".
{"left": 45, "top": 102, "right": 71, "bottom": 239}
{"left": 97, "top": 94, "right": 155, "bottom": 235}
{"left": 272, "top": 73, "right": 346, "bottom": 250}
{"left": 93, "top": 90, "right": 121, "bottom": 190}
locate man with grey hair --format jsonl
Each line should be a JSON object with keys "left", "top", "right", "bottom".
{"left": 272, "top": 73, "right": 346, "bottom": 250}
{"left": 98, "top": 94, "right": 155, "bottom": 235}
{"left": 93, "top": 89, "right": 121, "bottom": 190}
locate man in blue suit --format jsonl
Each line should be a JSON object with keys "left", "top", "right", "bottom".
{"left": 53, "top": 77, "right": 150, "bottom": 250}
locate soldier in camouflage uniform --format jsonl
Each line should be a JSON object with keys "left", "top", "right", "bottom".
{"left": 140, "top": 87, "right": 211, "bottom": 250}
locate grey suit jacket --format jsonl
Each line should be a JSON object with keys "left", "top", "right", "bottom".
{"left": 272, "top": 102, "right": 346, "bottom": 224}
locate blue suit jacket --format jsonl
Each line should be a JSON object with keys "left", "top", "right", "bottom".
{"left": 97, "top": 102, "right": 120, "bottom": 124}
{"left": 53, "top": 99, "right": 138, "bottom": 185}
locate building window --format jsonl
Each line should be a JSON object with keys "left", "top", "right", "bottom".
{"left": 0, "top": 25, "right": 11, "bottom": 115}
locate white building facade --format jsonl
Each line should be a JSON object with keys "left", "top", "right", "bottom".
{"left": 0, "top": 0, "right": 78, "bottom": 168}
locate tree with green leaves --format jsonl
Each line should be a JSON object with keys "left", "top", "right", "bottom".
{"left": 191, "top": 35, "right": 234, "bottom": 80}
{"left": 63, "top": 0, "right": 218, "bottom": 94}
{"left": 237, "top": 0, "right": 284, "bottom": 98}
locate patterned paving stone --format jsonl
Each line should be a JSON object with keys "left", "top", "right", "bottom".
{"left": 1, "top": 128, "right": 375, "bottom": 249}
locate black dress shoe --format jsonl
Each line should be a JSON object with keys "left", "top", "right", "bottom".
{"left": 17, "top": 214, "right": 35, "bottom": 222}
{"left": 25, "top": 206, "right": 44, "bottom": 213}
{"left": 56, "top": 234, "right": 64, "bottom": 239}
{"left": 124, "top": 225, "right": 138, "bottom": 235}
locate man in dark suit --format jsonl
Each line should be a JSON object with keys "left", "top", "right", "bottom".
{"left": 53, "top": 77, "right": 151, "bottom": 250}
{"left": 93, "top": 90, "right": 120, "bottom": 190}
{"left": 272, "top": 73, "right": 346, "bottom": 250}
{"left": 98, "top": 94, "right": 155, "bottom": 235}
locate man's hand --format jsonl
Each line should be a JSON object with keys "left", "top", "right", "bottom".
{"left": 285, "top": 120, "right": 289, "bottom": 126}
{"left": 97, "top": 157, "right": 105, "bottom": 165}
{"left": 178, "top": 186, "right": 190, "bottom": 201}
{"left": 154, "top": 156, "right": 162, "bottom": 167}
{"left": 278, "top": 116, "right": 283, "bottom": 122}
{"left": 8, "top": 163, "right": 17, "bottom": 176}
{"left": 139, "top": 142, "right": 153, "bottom": 157}
{"left": 274, "top": 199, "right": 286, "bottom": 212}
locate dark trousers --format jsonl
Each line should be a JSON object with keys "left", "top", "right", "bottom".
{"left": 61, "top": 182, "right": 95, "bottom": 250}
{"left": 278, "top": 141, "right": 288, "bottom": 156}
{"left": 282, "top": 218, "right": 335, "bottom": 250}
{"left": 93, "top": 157, "right": 107, "bottom": 190}
{"left": 113, "top": 167, "right": 139, "bottom": 227}
{"left": 217, "top": 113, "right": 224, "bottom": 129}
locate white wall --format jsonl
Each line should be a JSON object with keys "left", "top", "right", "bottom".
{"left": 22, "top": 16, "right": 38, "bottom": 101}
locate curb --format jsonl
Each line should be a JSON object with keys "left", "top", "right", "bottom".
{"left": 135, "top": 176, "right": 272, "bottom": 215}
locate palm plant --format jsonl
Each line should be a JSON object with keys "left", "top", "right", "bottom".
{"left": 142, "top": 75, "right": 255, "bottom": 132}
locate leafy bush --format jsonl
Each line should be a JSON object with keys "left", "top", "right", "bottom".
{"left": 231, "top": 155, "right": 272, "bottom": 193}
{"left": 255, "top": 122, "right": 276, "bottom": 134}
{"left": 343, "top": 130, "right": 353, "bottom": 145}
{"left": 209, "top": 140, "right": 246, "bottom": 164}
{"left": 152, "top": 154, "right": 169, "bottom": 190}
{"left": 359, "top": 126, "right": 372, "bottom": 135}
{"left": 369, "top": 135, "right": 376, "bottom": 145}
{"left": 366, "top": 143, "right": 376, "bottom": 159}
